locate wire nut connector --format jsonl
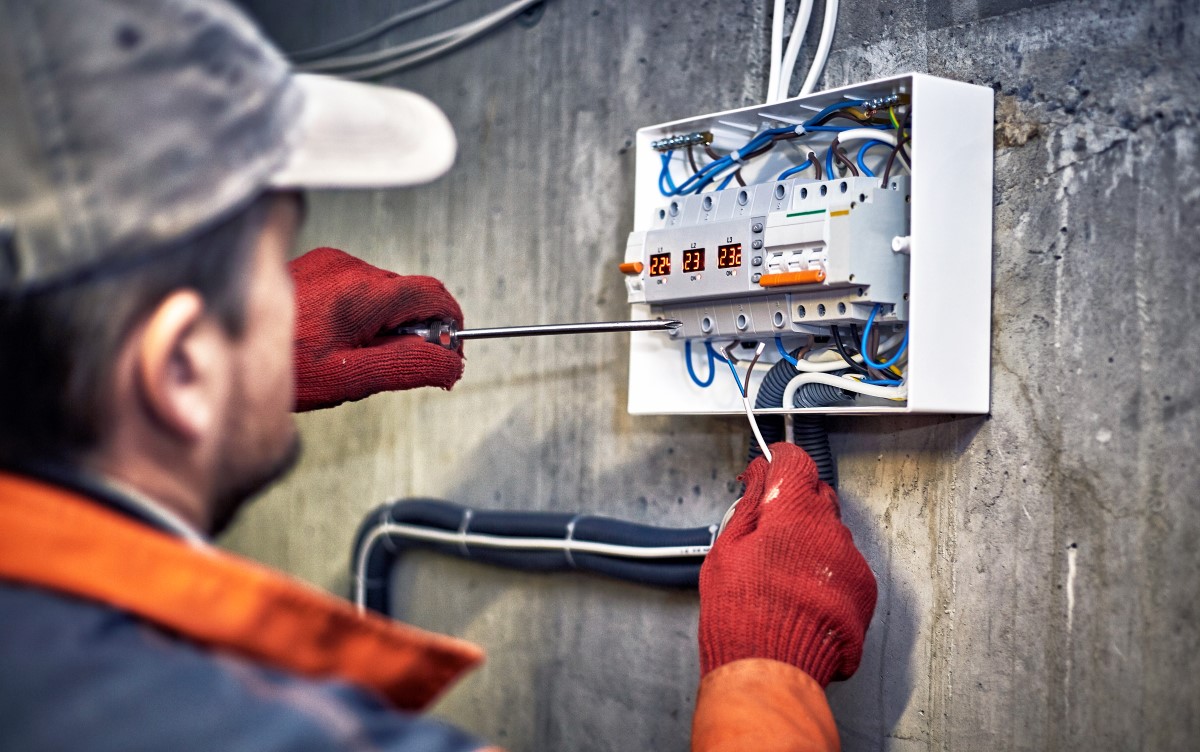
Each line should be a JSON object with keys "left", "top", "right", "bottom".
{"left": 651, "top": 131, "right": 714, "bottom": 152}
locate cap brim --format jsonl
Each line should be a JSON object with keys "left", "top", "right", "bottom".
{"left": 269, "top": 73, "right": 456, "bottom": 190}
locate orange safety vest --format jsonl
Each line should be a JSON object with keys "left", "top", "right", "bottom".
{"left": 0, "top": 471, "right": 838, "bottom": 752}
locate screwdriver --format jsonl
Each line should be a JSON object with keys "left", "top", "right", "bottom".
{"left": 394, "top": 318, "right": 682, "bottom": 350}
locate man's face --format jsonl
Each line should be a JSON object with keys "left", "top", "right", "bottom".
{"left": 209, "top": 195, "right": 302, "bottom": 534}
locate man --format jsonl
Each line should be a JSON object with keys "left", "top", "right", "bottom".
{"left": 0, "top": 1, "right": 877, "bottom": 750}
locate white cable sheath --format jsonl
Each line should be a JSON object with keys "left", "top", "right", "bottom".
{"left": 766, "top": 0, "right": 786, "bottom": 103}
{"left": 776, "top": 0, "right": 814, "bottom": 101}
{"left": 781, "top": 371, "right": 907, "bottom": 409}
{"left": 832, "top": 128, "right": 897, "bottom": 146}
{"left": 743, "top": 396, "right": 774, "bottom": 463}
{"left": 799, "top": 0, "right": 838, "bottom": 95}
{"left": 354, "top": 522, "right": 713, "bottom": 609}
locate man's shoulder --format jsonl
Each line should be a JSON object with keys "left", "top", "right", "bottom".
{"left": 0, "top": 582, "right": 485, "bottom": 752}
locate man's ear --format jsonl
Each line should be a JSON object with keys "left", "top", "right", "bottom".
{"left": 135, "top": 290, "right": 230, "bottom": 441}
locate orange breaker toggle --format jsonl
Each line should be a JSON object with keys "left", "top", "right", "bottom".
{"left": 619, "top": 261, "right": 644, "bottom": 275}
{"left": 757, "top": 268, "right": 826, "bottom": 287}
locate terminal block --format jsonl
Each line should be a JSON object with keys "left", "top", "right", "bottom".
{"left": 622, "top": 176, "right": 909, "bottom": 340}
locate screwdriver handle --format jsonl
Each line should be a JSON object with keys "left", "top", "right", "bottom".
{"left": 394, "top": 320, "right": 459, "bottom": 348}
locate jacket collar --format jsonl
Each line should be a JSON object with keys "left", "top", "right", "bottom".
{"left": 0, "top": 470, "right": 484, "bottom": 711}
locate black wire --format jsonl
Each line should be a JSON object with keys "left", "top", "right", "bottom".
{"left": 830, "top": 326, "right": 871, "bottom": 376}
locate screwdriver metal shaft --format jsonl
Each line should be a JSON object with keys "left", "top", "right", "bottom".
{"left": 394, "top": 319, "right": 681, "bottom": 349}
{"left": 457, "top": 319, "right": 681, "bottom": 341}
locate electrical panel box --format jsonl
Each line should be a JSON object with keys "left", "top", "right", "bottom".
{"left": 621, "top": 73, "right": 993, "bottom": 416}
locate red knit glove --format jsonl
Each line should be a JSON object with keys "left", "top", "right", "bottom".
{"left": 290, "top": 247, "right": 465, "bottom": 412}
{"left": 698, "top": 442, "right": 877, "bottom": 687}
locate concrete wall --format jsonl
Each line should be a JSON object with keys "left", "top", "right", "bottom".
{"left": 225, "top": 1, "right": 1200, "bottom": 748}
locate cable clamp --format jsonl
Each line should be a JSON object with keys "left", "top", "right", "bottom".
{"left": 564, "top": 514, "right": 585, "bottom": 569}
{"left": 793, "top": 124, "right": 807, "bottom": 137}
{"left": 456, "top": 509, "right": 474, "bottom": 558}
{"left": 728, "top": 149, "right": 746, "bottom": 165}
{"left": 380, "top": 506, "right": 400, "bottom": 553}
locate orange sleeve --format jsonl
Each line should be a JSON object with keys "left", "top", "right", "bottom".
{"left": 691, "top": 659, "right": 839, "bottom": 752}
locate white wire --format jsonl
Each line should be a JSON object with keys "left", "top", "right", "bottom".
{"left": 832, "top": 128, "right": 897, "bottom": 147}
{"left": 776, "top": 0, "right": 814, "bottom": 101}
{"left": 798, "top": 0, "right": 838, "bottom": 96}
{"left": 781, "top": 371, "right": 907, "bottom": 408}
{"left": 353, "top": 522, "right": 713, "bottom": 609}
{"left": 766, "top": 0, "right": 786, "bottom": 104}
{"left": 743, "top": 396, "right": 774, "bottom": 463}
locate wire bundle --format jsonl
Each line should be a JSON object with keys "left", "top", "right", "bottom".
{"left": 767, "top": 0, "right": 840, "bottom": 104}
{"left": 658, "top": 100, "right": 897, "bottom": 197}
{"left": 289, "top": 0, "right": 550, "bottom": 79}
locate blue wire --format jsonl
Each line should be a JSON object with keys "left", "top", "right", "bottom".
{"left": 825, "top": 146, "right": 836, "bottom": 179}
{"left": 860, "top": 304, "right": 910, "bottom": 370}
{"left": 774, "top": 337, "right": 798, "bottom": 366}
{"left": 708, "top": 341, "right": 729, "bottom": 364}
{"left": 861, "top": 378, "right": 903, "bottom": 386}
{"left": 802, "top": 100, "right": 864, "bottom": 126}
{"left": 684, "top": 339, "right": 715, "bottom": 388}
{"left": 660, "top": 151, "right": 688, "bottom": 197}
{"left": 658, "top": 103, "right": 891, "bottom": 197}
{"left": 717, "top": 172, "right": 737, "bottom": 191}
{"left": 855, "top": 140, "right": 891, "bottom": 178}
{"left": 802, "top": 124, "right": 890, "bottom": 132}
{"left": 778, "top": 160, "right": 812, "bottom": 180}
{"left": 723, "top": 355, "right": 744, "bottom": 395}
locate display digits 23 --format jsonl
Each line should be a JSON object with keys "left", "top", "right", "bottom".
{"left": 682, "top": 248, "right": 705, "bottom": 273}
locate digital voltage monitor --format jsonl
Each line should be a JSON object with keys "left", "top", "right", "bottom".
{"left": 717, "top": 243, "right": 742, "bottom": 269}
{"left": 649, "top": 252, "right": 671, "bottom": 276}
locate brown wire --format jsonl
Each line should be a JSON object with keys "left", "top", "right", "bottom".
{"left": 880, "top": 132, "right": 911, "bottom": 188}
{"left": 866, "top": 325, "right": 887, "bottom": 380}
{"left": 830, "top": 138, "right": 860, "bottom": 177}
{"left": 686, "top": 145, "right": 700, "bottom": 173}
{"left": 808, "top": 151, "right": 823, "bottom": 180}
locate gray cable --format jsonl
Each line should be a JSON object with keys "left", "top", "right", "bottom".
{"left": 288, "top": 0, "right": 465, "bottom": 62}
{"left": 316, "top": 0, "right": 549, "bottom": 80}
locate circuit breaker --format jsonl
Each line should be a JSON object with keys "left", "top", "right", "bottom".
{"left": 621, "top": 73, "right": 994, "bottom": 416}
{"left": 624, "top": 175, "right": 910, "bottom": 340}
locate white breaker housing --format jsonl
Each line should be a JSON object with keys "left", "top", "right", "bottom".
{"left": 625, "top": 175, "right": 911, "bottom": 340}
{"left": 622, "top": 73, "right": 994, "bottom": 416}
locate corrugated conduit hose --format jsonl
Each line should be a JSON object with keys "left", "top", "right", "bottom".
{"left": 352, "top": 499, "right": 716, "bottom": 613}
{"left": 747, "top": 355, "right": 852, "bottom": 487}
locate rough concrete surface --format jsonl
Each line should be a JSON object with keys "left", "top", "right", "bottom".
{"left": 226, "top": 0, "right": 1200, "bottom": 748}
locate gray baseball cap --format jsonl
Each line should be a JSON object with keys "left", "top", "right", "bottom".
{"left": 0, "top": 0, "right": 457, "bottom": 294}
